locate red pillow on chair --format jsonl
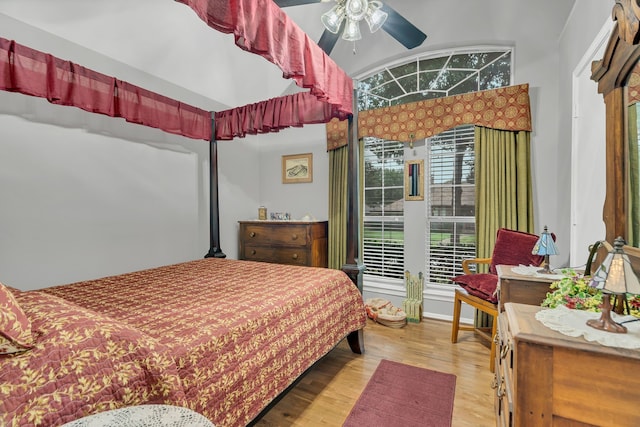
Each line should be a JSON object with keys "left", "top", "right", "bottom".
{"left": 489, "top": 228, "right": 546, "bottom": 274}
{"left": 451, "top": 273, "right": 499, "bottom": 303}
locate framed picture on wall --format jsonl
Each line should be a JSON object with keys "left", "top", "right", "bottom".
{"left": 282, "top": 153, "right": 313, "bottom": 184}
{"left": 405, "top": 159, "right": 424, "bottom": 201}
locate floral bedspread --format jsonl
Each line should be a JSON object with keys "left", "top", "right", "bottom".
{"left": 43, "top": 258, "right": 367, "bottom": 427}
{"left": 0, "top": 291, "right": 186, "bottom": 427}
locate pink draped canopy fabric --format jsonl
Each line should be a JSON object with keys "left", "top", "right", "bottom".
{"left": 176, "top": 0, "right": 353, "bottom": 117}
{"left": 1, "top": 0, "right": 354, "bottom": 142}
{"left": 0, "top": 38, "right": 212, "bottom": 141}
{"left": 215, "top": 91, "right": 350, "bottom": 140}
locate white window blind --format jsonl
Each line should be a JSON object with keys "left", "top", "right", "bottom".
{"left": 363, "top": 138, "right": 405, "bottom": 279}
{"left": 426, "top": 125, "right": 476, "bottom": 285}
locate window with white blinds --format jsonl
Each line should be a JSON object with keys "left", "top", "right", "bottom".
{"left": 427, "top": 125, "right": 476, "bottom": 285}
{"left": 363, "top": 138, "right": 405, "bottom": 279}
{"left": 357, "top": 48, "right": 511, "bottom": 284}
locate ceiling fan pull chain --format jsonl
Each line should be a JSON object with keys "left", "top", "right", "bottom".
{"left": 353, "top": 41, "right": 357, "bottom": 55}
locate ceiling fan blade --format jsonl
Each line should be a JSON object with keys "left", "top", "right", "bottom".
{"left": 318, "top": 29, "right": 340, "bottom": 55}
{"left": 273, "top": 0, "right": 324, "bottom": 7}
{"left": 380, "top": 4, "right": 427, "bottom": 50}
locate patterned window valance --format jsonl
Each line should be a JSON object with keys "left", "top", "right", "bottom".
{"left": 326, "top": 83, "right": 531, "bottom": 150}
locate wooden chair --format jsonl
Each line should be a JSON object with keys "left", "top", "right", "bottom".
{"left": 450, "top": 228, "right": 547, "bottom": 372}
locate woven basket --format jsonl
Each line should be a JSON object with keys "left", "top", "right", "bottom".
{"left": 365, "top": 298, "right": 407, "bottom": 328}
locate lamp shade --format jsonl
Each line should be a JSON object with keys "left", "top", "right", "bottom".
{"left": 321, "top": 4, "right": 346, "bottom": 34}
{"left": 531, "top": 225, "right": 558, "bottom": 256}
{"left": 342, "top": 17, "right": 362, "bottom": 41}
{"left": 589, "top": 236, "right": 640, "bottom": 295}
{"left": 365, "top": 4, "right": 387, "bottom": 33}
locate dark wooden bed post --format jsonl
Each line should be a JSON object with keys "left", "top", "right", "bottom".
{"left": 205, "top": 113, "right": 226, "bottom": 259}
{"left": 342, "top": 90, "right": 366, "bottom": 354}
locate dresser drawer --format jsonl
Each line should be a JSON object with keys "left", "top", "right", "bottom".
{"left": 242, "top": 244, "right": 309, "bottom": 266}
{"left": 241, "top": 224, "right": 310, "bottom": 247}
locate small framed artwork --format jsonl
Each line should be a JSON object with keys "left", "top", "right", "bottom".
{"left": 405, "top": 159, "right": 424, "bottom": 201}
{"left": 282, "top": 153, "right": 313, "bottom": 184}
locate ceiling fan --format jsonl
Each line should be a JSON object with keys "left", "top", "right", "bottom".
{"left": 274, "top": 0, "right": 427, "bottom": 55}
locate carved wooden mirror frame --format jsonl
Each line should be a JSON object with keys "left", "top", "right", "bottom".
{"left": 591, "top": 0, "right": 640, "bottom": 248}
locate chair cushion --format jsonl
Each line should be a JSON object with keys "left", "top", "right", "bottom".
{"left": 489, "top": 228, "right": 546, "bottom": 274}
{"left": 451, "top": 273, "right": 498, "bottom": 304}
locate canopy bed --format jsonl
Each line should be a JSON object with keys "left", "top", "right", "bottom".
{"left": 0, "top": 1, "right": 366, "bottom": 426}
{"left": 1, "top": 259, "right": 366, "bottom": 426}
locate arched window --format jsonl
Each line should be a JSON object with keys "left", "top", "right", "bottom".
{"left": 359, "top": 48, "right": 512, "bottom": 282}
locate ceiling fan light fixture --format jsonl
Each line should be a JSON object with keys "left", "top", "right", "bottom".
{"left": 365, "top": 2, "right": 387, "bottom": 33}
{"left": 342, "top": 17, "right": 362, "bottom": 41}
{"left": 321, "top": 4, "right": 346, "bottom": 34}
{"left": 345, "top": 0, "right": 368, "bottom": 21}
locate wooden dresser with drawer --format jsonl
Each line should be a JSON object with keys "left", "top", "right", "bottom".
{"left": 494, "top": 303, "right": 640, "bottom": 426}
{"left": 238, "top": 220, "right": 328, "bottom": 267}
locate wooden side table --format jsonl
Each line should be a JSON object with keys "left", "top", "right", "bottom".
{"left": 496, "top": 265, "right": 558, "bottom": 311}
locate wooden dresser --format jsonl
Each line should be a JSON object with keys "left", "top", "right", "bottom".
{"left": 494, "top": 303, "right": 640, "bottom": 427}
{"left": 238, "top": 220, "right": 328, "bottom": 267}
{"left": 496, "top": 265, "right": 557, "bottom": 312}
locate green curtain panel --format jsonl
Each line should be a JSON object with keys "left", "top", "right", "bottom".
{"left": 474, "top": 126, "right": 534, "bottom": 327}
{"left": 475, "top": 126, "right": 535, "bottom": 264}
{"left": 328, "top": 140, "right": 365, "bottom": 271}
{"left": 328, "top": 145, "right": 349, "bottom": 270}
{"left": 628, "top": 104, "right": 640, "bottom": 247}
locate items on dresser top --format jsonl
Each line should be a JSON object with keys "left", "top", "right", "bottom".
{"left": 535, "top": 305, "right": 640, "bottom": 349}
{"left": 238, "top": 220, "right": 328, "bottom": 267}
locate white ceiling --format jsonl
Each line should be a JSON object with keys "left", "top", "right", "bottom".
{"left": 0, "top": 0, "right": 577, "bottom": 110}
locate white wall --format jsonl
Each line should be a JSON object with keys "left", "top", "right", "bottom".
{"left": 255, "top": 125, "right": 330, "bottom": 223}
{"left": 0, "top": 91, "right": 208, "bottom": 289}
{"left": 0, "top": 17, "right": 260, "bottom": 289}
{"left": 557, "top": 1, "right": 614, "bottom": 268}
{"left": 219, "top": 125, "right": 331, "bottom": 260}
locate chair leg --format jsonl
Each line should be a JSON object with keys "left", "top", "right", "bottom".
{"left": 489, "top": 314, "right": 498, "bottom": 373}
{"left": 451, "top": 292, "right": 462, "bottom": 343}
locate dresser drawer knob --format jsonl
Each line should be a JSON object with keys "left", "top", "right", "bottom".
{"left": 292, "top": 253, "right": 298, "bottom": 260}
{"left": 251, "top": 249, "right": 256, "bottom": 255}
{"left": 291, "top": 233, "right": 298, "bottom": 240}
{"left": 250, "top": 232, "right": 256, "bottom": 238}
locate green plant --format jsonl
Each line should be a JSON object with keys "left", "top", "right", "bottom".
{"left": 542, "top": 269, "right": 640, "bottom": 318}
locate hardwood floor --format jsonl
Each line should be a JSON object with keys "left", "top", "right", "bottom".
{"left": 255, "top": 318, "right": 496, "bottom": 426}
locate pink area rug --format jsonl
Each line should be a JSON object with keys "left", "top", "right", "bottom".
{"left": 343, "top": 359, "right": 456, "bottom": 427}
